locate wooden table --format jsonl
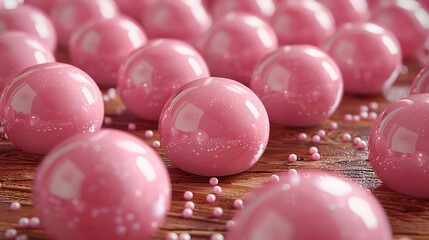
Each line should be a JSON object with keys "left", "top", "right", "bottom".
{"left": 1, "top": 60, "right": 428, "bottom": 240}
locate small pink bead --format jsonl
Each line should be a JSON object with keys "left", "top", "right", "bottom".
{"left": 184, "top": 201, "right": 195, "bottom": 210}
{"left": 213, "top": 207, "right": 223, "bottom": 218}
{"left": 311, "top": 152, "right": 321, "bottom": 161}
{"left": 103, "top": 94, "right": 111, "bottom": 102}
{"left": 206, "top": 194, "right": 216, "bottom": 203}
{"left": 288, "top": 154, "right": 297, "bottom": 163}
{"left": 15, "top": 234, "right": 28, "bottom": 240}
{"left": 210, "top": 233, "right": 224, "bottom": 240}
{"left": 165, "top": 232, "right": 179, "bottom": 240}
{"left": 182, "top": 208, "right": 193, "bottom": 218}
{"left": 360, "top": 105, "right": 369, "bottom": 112}
{"left": 213, "top": 186, "right": 222, "bottom": 195}
{"left": 115, "top": 107, "right": 124, "bottom": 115}
{"left": 4, "top": 228, "right": 17, "bottom": 239}
{"left": 309, "top": 147, "right": 318, "bottom": 154}
{"left": 298, "top": 133, "right": 307, "bottom": 141}
{"left": 317, "top": 130, "right": 326, "bottom": 138}
{"left": 209, "top": 177, "right": 219, "bottom": 186}
{"left": 270, "top": 174, "right": 280, "bottom": 182}
{"left": 184, "top": 191, "right": 193, "bottom": 200}
{"left": 368, "top": 112, "right": 378, "bottom": 121}
{"left": 104, "top": 117, "right": 113, "bottom": 125}
{"left": 29, "top": 217, "right": 40, "bottom": 228}
{"left": 357, "top": 140, "right": 368, "bottom": 150}
{"left": 144, "top": 130, "right": 154, "bottom": 139}
{"left": 233, "top": 199, "right": 244, "bottom": 210}
{"left": 311, "top": 135, "right": 321, "bottom": 143}
{"left": 226, "top": 220, "right": 236, "bottom": 231}
{"left": 178, "top": 233, "right": 191, "bottom": 240}
{"left": 342, "top": 133, "right": 352, "bottom": 142}
{"left": 328, "top": 122, "right": 338, "bottom": 130}
{"left": 369, "top": 102, "right": 379, "bottom": 111}
{"left": 359, "top": 111, "right": 369, "bottom": 120}
{"left": 128, "top": 123, "right": 136, "bottom": 131}
{"left": 353, "top": 137, "right": 362, "bottom": 146}
{"left": 352, "top": 115, "right": 361, "bottom": 123}
{"left": 10, "top": 201, "right": 21, "bottom": 211}
{"left": 152, "top": 140, "right": 161, "bottom": 149}
{"left": 288, "top": 169, "right": 298, "bottom": 176}
{"left": 344, "top": 114, "right": 353, "bottom": 122}
{"left": 18, "top": 217, "right": 30, "bottom": 228}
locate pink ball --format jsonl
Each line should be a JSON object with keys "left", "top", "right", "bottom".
{"left": 368, "top": 94, "right": 429, "bottom": 198}
{"left": 0, "top": 0, "right": 22, "bottom": 10}
{"left": 24, "top": 0, "right": 61, "bottom": 13}
{"left": 0, "top": 4, "right": 57, "bottom": 51}
{"left": 228, "top": 170, "right": 392, "bottom": 240}
{"left": 197, "top": 13, "right": 277, "bottom": 85}
{"left": 410, "top": 66, "right": 429, "bottom": 94}
{"left": 251, "top": 45, "right": 343, "bottom": 127}
{"left": 316, "top": 0, "right": 369, "bottom": 27}
{"left": 141, "top": 0, "right": 211, "bottom": 45}
{"left": 33, "top": 129, "right": 171, "bottom": 240}
{"left": 0, "top": 31, "right": 55, "bottom": 92}
{"left": 114, "top": 0, "right": 156, "bottom": 20}
{"left": 50, "top": 0, "right": 119, "bottom": 49}
{"left": 159, "top": 77, "right": 269, "bottom": 176}
{"left": 0, "top": 62, "right": 104, "bottom": 154}
{"left": 417, "top": 35, "right": 429, "bottom": 66}
{"left": 324, "top": 22, "right": 402, "bottom": 95}
{"left": 271, "top": 0, "right": 335, "bottom": 46}
{"left": 117, "top": 39, "right": 210, "bottom": 121}
{"left": 69, "top": 16, "right": 147, "bottom": 87}
{"left": 209, "top": 0, "right": 275, "bottom": 20}
{"left": 370, "top": 0, "right": 429, "bottom": 59}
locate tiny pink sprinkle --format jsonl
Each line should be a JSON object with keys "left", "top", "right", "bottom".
{"left": 288, "top": 154, "right": 297, "bottom": 162}
{"left": 369, "top": 101, "right": 379, "bottom": 110}
{"left": 209, "top": 177, "right": 219, "bottom": 186}
{"left": 328, "top": 122, "right": 338, "bottom": 130}
{"left": 311, "top": 152, "right": 321, "bottom": 161}
{"left": 18, "top": 217, "right": 30, "bottom": 228}
{"left": 309, "top": 146, "right": 318, "bottom": 154}
{"left": 226, "top": 220, "right": 236, "bottom": 231}
{"left": 29, "top": 217, "right": 40, "bottom": 228}
{"left": 233, "top": 199, "right": 244, "bottom": 209}
{"left": 288, "top": 169, "right": 298, "bottom": 175}
{"left": 103, "top": 116, "right": 113, "bottom": 125}
{"left": 317, "top": 129, "right": 326, "bottom": 138}
{"left": 357, "top": 140, "right": 368, "bottom": 150}
{"left": 184, "top": 191, "right": 193, "bottom": 200}
{"left": 178, "top": 233, "right": 191, "bottom": 240}
{"left": 298, "top": 132, "right": 307, "bottom": 141}
{"left": 213, "top": 186, "right": 222, "bottom": 195}
{"left": 128, "top": 122, "right": 136, "bottom": 130}
{"left": 352, "top": 115, "right": 360, "bottom": 123}
{"left": 4, "top": 228, "right": 17, "bottom": 239}
{"left": 342, "top": 133, "right": 352, "bottom": 142}
{"left": 182, "top": 208, "right": 193, "bottom": 218}
{"left": 368, "top": 112, "right": 378, "bottom": 121}
{"left": 144, "top": 130, "right": 154, "bottom": 138}
{"left": 15, "top": 234, "right": 28, "bottom": 240}
{"left": 107, "top": 88, "right": 117, "bottom": 99}
{"left": 165, "top": 232, "right": 178, "bottom": 240}
{"left": 115, "top": 107, "right": 124, "bottom": 115}
{"left": 103, "top": 94, "right": 110, "bottom": 102}
{"left": 360, "top": 105, "right": 369, "bottom": 112}
{"left": 206, "top": 193, "right": 216, "bottom": 203}
{"left": 359, "top": 111, "right": 369, "bottom": 120}
{"left": 353, "top": 137, "right": 362, "bottom": 146}
{"left": 184, "top": 201, "right": 195, "bottom": 209}
{"left": 344, "top": 114, "right": 353, "bottom": 122}
{"left": 213, "top": 207, "right": 223, "bottom": 218}
{"left": 152, "top": 140, "right": 161, "bottom": 149}
{"left": 10, "top": 201, "right": 21, "bottom": 211}
{"left": 270, "top": 174, "right": 280, "bottom": 182}
{"left": 210, "top": 233, "right": 224, "bottom": 240}
{"left": 311, "top": 135, "right": 321, "bottom": 143}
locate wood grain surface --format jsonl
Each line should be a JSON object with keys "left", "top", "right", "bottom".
{"left": 1, "top": 57, "right": 428, "bottom": 240}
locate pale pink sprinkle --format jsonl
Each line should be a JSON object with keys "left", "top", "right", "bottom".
{"left": 209, "top": 177, "right": 219, "bottom": 186}
{"left": 213, "top": 207, "right": 223, "bottom": 218}
{"left": 288, "top": 169, "right": 298, "bottom": 176}
{"left": 344, "top": 114, "right": 353, "bottom": 122}
{"left": 107, "top": 88, "right": 117, "bottom": 99}
{"left": 115, "top": 107, "right": 124, "bottom": 115}
{"left": 311, "top": 152, "right": 321, "bottom": 161}
{"left": 184, "top": 201, "right": 195, "bottom": 210}
{"left": 352, "top": 115, "right": 360, "bottom": 123}
{"left": 213, "top": 186, "right": 222, "bottom": 195}
{"left": 353, "top": 137, "right": 362, "bottom": 146}
{"left": 309, "top": 146, "right": 318, "bottom": 154}
{"left": 103, "top": 94, "right": 110, "bottom": 102}
{"left": 144, "top": 130, "right": 154, "bottom": 138}
{"left": 210, "top": 233, "right": 224, "bottom": 240}
{"left": 18, "top": 217, "right": 30, "bottom": 228}
{"left": 226, "top": 220, "right": 236, "bottom": 231}
{"left": 10, "top": 201, "right": 21, "bottom": 211}
{"left": 359, "top": 105, "right": 369, "bottom": 112}
{"left": 368, "top": 112, "right": 378, "bottom": 121}
{"left": 182, "top": 208, "right": 193, "bottom": 218}
{"left": 270, "top": 174, "right": 280, "bottom": 182}
{"left": 178, "top": 233, "right": 191, "bottom": 240}
{"left": 357, "top": 140, "right": 368, "bottom": 150}
{"left": 104, "top": 116, "right": 113, "bottom": 125}
{"left": 369, "top": 101, "right": 379, "bottom": 111}
{"left": 317, "top": 129, "right": 326, "bottom": 138}
{"left": 152, "top": 140, "right": 161, "bottom": 149}
{"left": 29, "top": 217, "right": 40, "bottom": 228}
{"left": 184, "top": 191, "right": 193, "bottom": 200}
{"left": 116, "top": 225, "right": 126, "bottom": 236}
{"left": 359, "top": 111, "right": 369, "bottom": 120}
{"left": 165, "top": 232, "right": 178, "bottom": 240}
{"left": 4, "top": 228, "right": 17, "bottom": 239}
{"left": 288, "top": 154, "right": 297, "bottom": 162}
{"left": 15, "top": 234, "right": 28, "bottom": 240}
{"left": 298, "top": 132, "right": 307, "bottom": 141}
{"left": 342, "top": 133, "right": 352, "bottom": 142}
{"left": 311, "top": 135, "right": 321, "bottom": 143}
{"left": 128, "top": 123, "right": 136, "bottom": 131}
{"left": 328, "top": 122, "right": 338, "bottom": 130}
{"left": 206, "top": 194, "right": 216, "bottom": 203}
{"left": 233, "top": 199, "right": 244, "bottom": 209}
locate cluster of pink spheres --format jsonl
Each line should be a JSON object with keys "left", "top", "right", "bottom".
{"left": 0, "top": 0, "right": 428, "bottom": 239}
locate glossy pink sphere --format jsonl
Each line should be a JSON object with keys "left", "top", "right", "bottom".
{"left": 0, "top": 31, "right": 55, "bottom": 93}
{"left": 316, "top": 0, "right": 368, "bottom": 26}
{"left": 370, "top": 0, "right": 429, "bottom": 59}
{"left": 114, "top": 0, "right": 156, "bottom": 20}
{"left": 141, "top": 0, "right": 211, "bottom": 45}
{"left": 0, "top": 4, "right": 57, "bottom": 51}
{"left": 197, "top": 13, "right": 278, "bottom": 85}
{"left": 210, "top": 0, "right": 275, "bottom": 20}
{"left": 0, "top": 63, "right": 104, "bottom": 154}
{"left": 33, "top": 129, "right": 171, "bottom": 240}
{"left": 251, "top": 45, "right": 343, "bottom": 127}
{"left": 69, "top": 16, "right": 147, "bottom": 87}
{"left": 228, "top": 170, "right": 392, "bottom": 240}
{"left": 368, "top": 94, "right": 429, "bottom": 198}
{"left": 117, "top": 39, "right": 210, "bottom": 121}
{"left": 271, "top": 0, "right": 335, "bottom": 46}
{"left": 159, "top": 77, "right": 270, "bottom": 176}
{"left": 417, "top": 35, "right": 429, "bottom": 66}
{"left": 50, "top": 0, "right": 119, "bottom": 49}
{"left": 0, "top": 0, "right": 23, "bottom": 10}
{"left": 324, "top": 22, "right": 402, "bottom": 95}
{"left": 410, "top": 66, "right": 429, "bottom": 94}
{"left": 24, "top": 0, "right": 61, "bottom": 13}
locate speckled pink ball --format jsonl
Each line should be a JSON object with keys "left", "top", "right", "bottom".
{"left": 159, "top": 77, "right": 269, "bottom": 176}
{"left": 228, "top": 170, "right": 392, "bottom": 240}
{"left": 0, "top": 63, "right": 104, "bottom": 154}
{"left": 33, "top": 129, "right": 171, "bottom": 240}
{"left": 117, "top": 39, "right": 210, "bottom": 121}
{"left": 316, "top": 0, "right": 369, "bottom": 27}
{"left": 251, "top": 45, "right": 343, "bottom": 127}
{"left": 368, "top": 94, "right": 429, "bottom": 198}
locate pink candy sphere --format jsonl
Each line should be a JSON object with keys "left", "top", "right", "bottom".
{"left": 316, "top": 0, "right": 369, "bottom": 27}
{"left": 368, "top": 94, "right": 429, "bottom": 198}
{"left": 0, "top": 4, "right": 57, "bottom": 51}
{"left": 228, "top": 170, "right": 392, "bottom": 240}
{"left": 159, "top": 77, "right": 269, "bottom": 176}
{"left": 0, "top": 0, "right": 22, "bottom": 10}
{"left": 197, "top": 13, "right": 278, "bottom": 85}
{"left": 69, "top": 16, "right": 147, "bottom": 87}
{"left": 117, "top": 39, "right": 210, "bottom": 121}
{"left": 114, "top": 0, "right": 156, "bottom": 20}
{"left": 410, "top": 66, "right": 429, "bottom": 94}
{"left": 24, "top": 0, "right": 61, "bottom": 13}
{"left": 50, "top": 0, "right": 119, "bottom": 49}
{"left": 251, "top": 45, "right": 343, "bottom": 127}
{"left": 33, "top": 129, "right": 171, "bottom": 240}
{"left": 0, "top": 31, "right": 55, "bottom": 93}
{"left": 271, "top": 0, "right": 335, "bottom": 46}
{"left": 324, "top": 22, "right": 402, "bottom": 95}
{"left": 0, "top": 63, "right": 104, "bottom": 154}
{"left": 209, "top": 0, "right": 275, "bottom": 20}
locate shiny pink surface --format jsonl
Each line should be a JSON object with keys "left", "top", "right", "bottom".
{"left": 159, "top": 77, "right": 269, "bottom": 176}
{"left": 33, "top": 129, "right": 171, "bottom": 240}
{"left": 368, "top": 94, "right": 429, "bottom": 198}
{"left": 50, "top": 0, "right": 119, "bottom": 49}
{"left": 197, "top": 13, "right": 278, "bottom": 85}
{"left": 0, "top": 31, "right": 55, "bottom": 93}
{"left": 141, "top": 0, "right": 211, "bottom": 45}
{"left": 0, "top": 0, "right": 22, "bottom": 10}
{"left": 370, "top": 0, "right": 429, "bottom": 59}
{"left": 227, "top": 170, "right": 392, "bottom": 240}
{"left": 316, "top": 0, "right": 368, "bottom": 26}
{"left": 251, "top": 45, "right": 343, "bottom": 127}
{"left": 324, "top": 23, "right": 402, "bottom": 95}
{"left": 417, "top": 36, "right": 429, "bottom": 66}
{"left": 69, "top": 16, "right": 147, "bottom": 87}
{"left": 24, "top": 0, "right": 61, "bottom": 13}
{"left": 114, "top": 0, "right": 156, "bottom": 20}
{"left": 0, "top": 4, "right": 57, "bottom": 51}
{"left": 410, "top": 66, "right": 429, "bottom": 94}
{"left": 117, "top": 39, "right": 210, "bottom": 121}
{"left": 210, "top": 0, "right": 275, "bottom": 20}
{"left": 271, "top": 0, "right": 335, "bottom": 46}
{"left": 0, "top": 63, "right": 104, "bottom": 154}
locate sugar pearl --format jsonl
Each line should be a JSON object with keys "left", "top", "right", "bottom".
{"left": 206, "top": 194, "right": 216, "bottom": 203}
{"left": 182, "top": 208, "right": 193, "bottom": 218}
{"left": 288, "top": 154, "right": 297, "bottom": 162}
{"left": 233, "top": 199, "right": 244, "bottom": 209}
{"left": 152, "top": 140, "right": 161, "bottom": 149}
{"left": 328, "top": 122, "right": 338, "bottom": 130}
{"left": 213, "top": 207, "right": 223, "bottom": 218}
{"left": 352, "top": 115, "right": 361, "bottom": 123}
{"left": 317, "top": 129, "right": 326, "bottom": 138}
{"left": 309, "top": 146, "right": 318, "bottom": 154}
{"left": 353, "top": 137, "right": 362, "bottom": 146}
{"left": 311, "top": 152, "right": 321, "bottom": 161}
{"left": 360, "top": 105, "right": 369, "bottom": 112}
{"left": 210, "top": 233, "right": 224, "bottom": 240}
{"left": 10, "top": 201, "right": 21, "bottom": 211}
{"left": 103, "top": 116, "right": 113, "bottom": 125}
{"left": 270, "top": 174, "right": 280, "bottom": 182}
{"left": 209, "top": 177, "right": 219, "bottom": 186}
{"left": 368, "top": 112, "right": 378, "bottom": 121}
{"left": 144, "top": 130, "right": 154, "bottom": 139}
{"left": 213, "top": 186, "right": 222, "bottom": 195}
{"left": 184, "top": 201, "right": 195, "bottom": 210}
{"left": 226, "top": 220, "right": 236, "bottom": 231}
{"left": 344, "top": 114, "right": 353, "bottom": 122}
{"left": 298, "top": 132, "right": 307, "bottom": 141}
{"left": 369, "top": 101, "right": 379, "bottom": 110}
{"left": 359, "top": 111, "right": 369, "bottom": 120}
{"left": 165, "top": 233, "right": 179, "bottom": 240}
{"left": 357, "top": 140, "right": 368, "bottom": 150}
{"left": 128, "top": 123, "right": 136, "bottom": 131}
{"left": 4, "top": 229, "right": 17, "bottom": 239}
{"left": 15, "top": 234, "right": 28, "bottom": 240}
{"left": 184, "top": 191, "right": 193, "bottom": 200}
{"left": 178, "top": 233, "right": 191, "bottom": 240}
{"left": 288, "top": 169, "right": 298, "bottom": 176}
{"left": 29, "top": 217, "right": 40, "bottom": 228}
{"left": 311, "top": 135, "right": 321, "bottom": 143}
{"left": 342, "top": 133, "right": 352, "bottom": 142}
{"left": 18, "top": 217, "right": 30, "bottom": 228}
